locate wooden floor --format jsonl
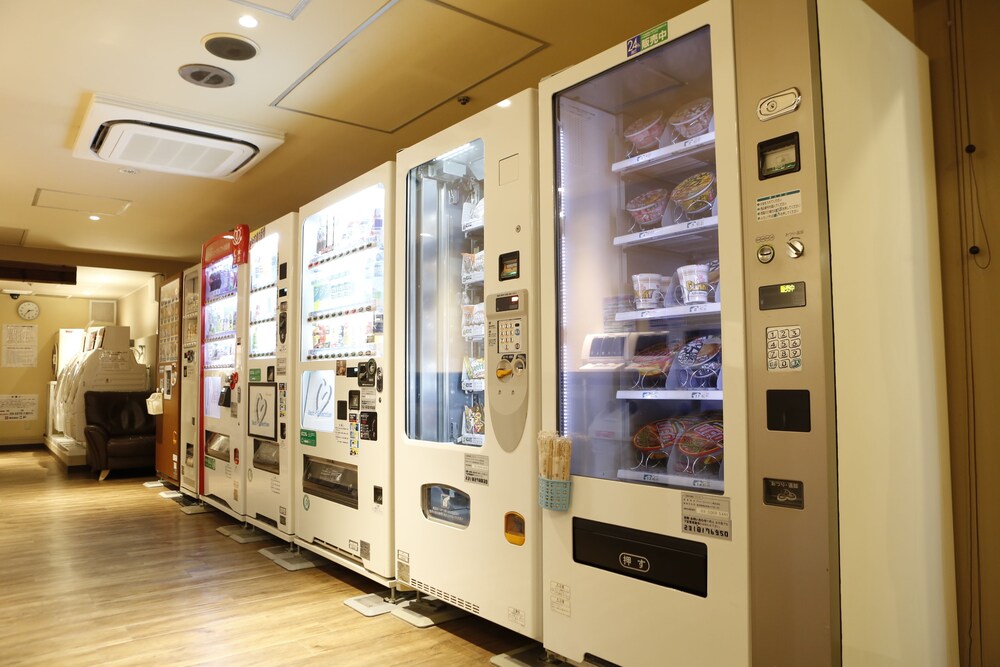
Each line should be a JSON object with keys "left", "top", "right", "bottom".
{"left": 0, "top": 446, "right": 529, "bottom": 667}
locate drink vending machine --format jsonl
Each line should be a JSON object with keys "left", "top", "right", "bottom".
{"left": 393, "top": 89, "right": 541, "bottom": 636}
{"left": 537, "top": 0, "right": 957, "bottom": 665}
{"left": 179, "top": 263, "right": 203, "bottom": 503}
{"left": 199, "top": 226, "right": 250, "bottom": 521}
{"left": 244, "top": 213, "right": 298, "bottom": 541}
{"left": 155, "top": 272, "right": 181, "bottom": 485}
{"left": 294, "top": 163, "right": 396, "bottom": 590}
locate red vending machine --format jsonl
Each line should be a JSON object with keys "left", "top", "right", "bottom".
{"left": 199, "top": 226, "right": 250, "bottom": 521}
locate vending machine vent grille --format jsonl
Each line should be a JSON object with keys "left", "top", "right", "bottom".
{"left": 408, "top": 578, "right": 480, "bottom": 615}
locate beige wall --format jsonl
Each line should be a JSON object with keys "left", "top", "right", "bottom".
{"left": 117, "top": 278, "right": 160, "bottom": 341}
{"left": 0, "top": 296, "right": 90, "bottom": 445}
{"left": 915, "top": 0, "right": 999, "bottom": 665}
{"left": 0, "top": 277, "right": 161, "bottom": 447}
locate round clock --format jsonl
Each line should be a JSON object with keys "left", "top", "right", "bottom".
{"left": 16, "top": 300, "right": 40, "bottom": 321}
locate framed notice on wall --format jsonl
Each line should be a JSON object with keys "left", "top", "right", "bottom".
{"left": 2, "top": 324, "right": 37, "bottom": 368}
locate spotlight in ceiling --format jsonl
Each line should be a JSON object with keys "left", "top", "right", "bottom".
{"left": 238, "top": 15, "right": 258, "bottom": 28}
{"left": 89, "top": 215, "right": 101, "bottom": 221}
{"left": 203, "top": 33, "right": 260, "bottom": 61}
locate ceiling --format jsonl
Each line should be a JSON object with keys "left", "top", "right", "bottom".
{"left": 0, "top": 0, "right": 698, "bottom": 300}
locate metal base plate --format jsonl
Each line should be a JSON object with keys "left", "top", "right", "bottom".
{"left": 390, "top": 597, "right": 467, "bottom": 628}
{"left": 179, "top": 503, "right": 210, "bottom": 514}
{"left": 491, "top": 644, "right": 567, "bottom": 666}
{"left": 344, "top": 590, "right": 412, "bottom": 617}
{"left": 258, "top": 545, "right": 325, "bottom": 571}
{"left": 217, "top": 525, "right": 270, "bottom": 543}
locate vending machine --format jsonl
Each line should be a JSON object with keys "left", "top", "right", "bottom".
{"left": 200, "top": 226, "right": 249, "bottom": 520}
{"left": 537, "top": 1, "right": 957, "bottom": 665}
{"left": 244, "top": 213, "right": 297, "bottom": 538}
{"left": 179, "top": 264, "right": 202, "bottom": 501}
{"left": 155, "top": 272, "right": 181, "bottom": 485}
{"left": 294, "top": 164, "right": 395, "bottom": 584}
{"left": 393, "top": 89, "right": 541, "bottom": 637}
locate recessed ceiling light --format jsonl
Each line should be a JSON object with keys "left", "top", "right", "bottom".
{"left": 239, "top": 15, "right": 258, "bottom": 28}
{"left": 496, "top": 99, "right": 512, "bottom": 108}
{"left": 89, "top": 215, "right": 101, "bottom": 221}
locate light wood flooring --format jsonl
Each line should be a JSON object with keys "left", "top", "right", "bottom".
{"left": 0, "top": 446, "right": 529, "bottom": 666}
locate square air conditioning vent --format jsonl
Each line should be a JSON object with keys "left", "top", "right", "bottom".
{"left": 72, "top": 94, "right": 284, "bottom": 181}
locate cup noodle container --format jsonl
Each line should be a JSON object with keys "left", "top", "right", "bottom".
{"left": 677, "top": 264, "right": 710, "bottom": 304}
{"left": 668, "top": 97, "right": 713, "bottom": 139}
{"left": 632, "top": 273, "right": 663, "bottom": 310}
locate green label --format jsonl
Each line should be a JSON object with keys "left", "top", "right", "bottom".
{"left": 205, "top": 457, "right": 216, "bottom": 470}
{"left": 249, "top": 368, "right": 261, "bottom": 382}
{"left": 300, "top": 429, "right": 317, "bottom": 446}
{"left": 627, "top": 21, "right": 668, "bottom": 57}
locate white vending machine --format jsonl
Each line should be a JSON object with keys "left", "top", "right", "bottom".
{"left": 393, "top": 89, "right": 541, "bottom": 637}
{"left": 294, "top": 164, "right": 395, "bottom": 584}
{"left": 179, "top": 264, "right": 202, "bottom": 501}
{"left": 538, "top": 1, "right": 957, "bottom": 666}
{"left": 199, "top": 226, "right": 250, "bottom": 520}
{"left": 244, "top": 213, "right": 298, "bottom": 538}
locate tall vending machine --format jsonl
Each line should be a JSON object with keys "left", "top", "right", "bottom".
{"left": 179, "top": 264, "right": 202, "bottom": 501}
{"left": 294, "top": 164, "right": 395, "bottom": 584}
{"left": 394, "top": 89, "right": 541, "bottom": 637}
{"left": 537, "top": 1, "right": 958, "bottom": 666}
{"left": 244, "top": 213, "right": 297, "bottom": 538}
{"left": 155, "top": 272, "right": 182, "bottom": 485}
{"left": 200, "top": 226, "right": 250, "bottom": 520}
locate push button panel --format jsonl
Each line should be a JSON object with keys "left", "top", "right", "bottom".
{"left": 765, "top": 325, "right": 802, "bottom": 372}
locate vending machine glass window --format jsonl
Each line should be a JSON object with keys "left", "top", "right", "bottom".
{"left": 249, "top": 233, "right": 279, "bottom": 358}
{"left": 405, "top": 139, "right": 486, "bottom": 446}
{"left": 554, "top": 27, "right": 724, "bottom": 493}
{"left": 300, "top": 184, "right": 386, "bottom": 362}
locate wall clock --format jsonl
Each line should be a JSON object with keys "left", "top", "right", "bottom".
{"left": 16, "top": 300, "right": 40, "bottom": 321}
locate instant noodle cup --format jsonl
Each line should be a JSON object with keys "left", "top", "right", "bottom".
{"left": 669, "top": 97, "right": 713, "bottom": 138}
{"left": 626, "top": 188, "right": 669, "bottom": 227}
{"left": 670, "top": 171, "right": 716, "bottom": 217}
{"left": 624, "top": 111, "right": 666, "bottom": 150}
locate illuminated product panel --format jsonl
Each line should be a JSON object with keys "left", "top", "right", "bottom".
{"left": 244, "top": 214, "right": 298, "bottom": 539}
{"left": 293, "top": 165, "right": 396, "bottom": 584}
{"left": 199, "top": 226, "right": 249, "bottom": 520}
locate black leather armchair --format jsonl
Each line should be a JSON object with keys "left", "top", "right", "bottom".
{"left": 82, "top": 391, "right": 156, "bottom": 481}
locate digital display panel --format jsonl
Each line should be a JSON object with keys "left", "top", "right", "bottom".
{"left": 496, "top": 293, "right": 521, "bottom": 313}
{"left": 759, "top": 281, "right": 806, "bottom": 310}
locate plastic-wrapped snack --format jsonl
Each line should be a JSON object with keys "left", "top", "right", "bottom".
{"left": 463, "top": 356, "right": 486, "bottom": 380}
{"left": 464, "top": 403, "right": 485, "bottom": 435}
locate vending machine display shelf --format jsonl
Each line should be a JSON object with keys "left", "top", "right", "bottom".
{"left": 613, "top": 216, "right": 718, "bottom": 249}
{"left": 250, "top": 282, "right": 277, "bottom": 294}
{"left": 617, "top": 467, "right": 724, "bottom": 492}
{"left": 248, "top": 351, "right": 276, "bottom": 359}
{"left": 307, "top": 304, "right": 377, "bottom": 321}
{"left": 611, "top": 131, "right": 715, "bottom": 176}
{"left": 204, "top": 330, "right": 236, "bottom": 342}
{"left": 206, "top": 290, "right": 237, "bottom": 305}
{"left": 615, "top": 302, "right": 721, "bottom": 322}
{"left": 616, "top": 389, "right": 722, "bottom": 401}
{"left": 305, "top": 347, "right": 377, "bottom": 361}
{"left": 461, "top": 379, "right": 485, "bottom": 392}
{"left": 250, "top": 316, "right": 276, "bottom": 326}
{"left": 307, "top": 240, "right": 380, "bottom": 268}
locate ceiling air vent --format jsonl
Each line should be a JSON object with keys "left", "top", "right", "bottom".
{"left": 72, "top": 93, "right": 284, "bottom": 180}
